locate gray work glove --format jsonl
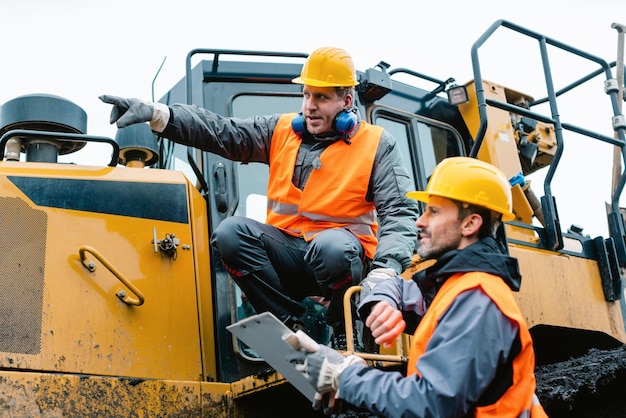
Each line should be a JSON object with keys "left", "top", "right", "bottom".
{"left": 359, "top": 267, "right": 396, "bottom": 301}
{"left": 287, "top": 343, "right": 365, "bottom": 414}
{"left": 99, "top": 95, "right": 170, "bottom": 132}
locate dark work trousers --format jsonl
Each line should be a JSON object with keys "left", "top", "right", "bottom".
{"left": 211, "top": 216, "right": 366, "bottom": 329}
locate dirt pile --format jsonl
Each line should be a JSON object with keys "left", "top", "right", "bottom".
{"left": 536, "top": 345, "right": 626, "bottom": 417}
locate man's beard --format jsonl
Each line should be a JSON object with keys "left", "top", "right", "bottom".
{"left": 417, "top": 231, "right": 463, "bottom": 260}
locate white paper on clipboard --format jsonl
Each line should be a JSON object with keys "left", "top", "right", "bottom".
{"left": 226, "top": 311, "right": 317, "bottom": 401}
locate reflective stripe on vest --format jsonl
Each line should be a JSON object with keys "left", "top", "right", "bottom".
{"left": 266, "top": 113, "right": 382, "bottom": 259}
{"left": 519, "top": 394, "right": 548, "bottom": 418}
{"left": 407, "top": 272, "right": 544, "bottom": 417}
{"left": 303, "top": 223, "right": 375, "bottom": 240}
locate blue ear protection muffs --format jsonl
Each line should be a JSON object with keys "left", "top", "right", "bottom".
{"left": 291, "top": 113, "right": 306, "bottom": 137}
{"left": 333, "top": 109, "right": 358, "bottom": 136}
{"left": 291, "top": 109, "right": 358, "bottom": 137}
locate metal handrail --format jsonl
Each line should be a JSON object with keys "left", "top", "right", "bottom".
{"left": 0, "top": 129, "right": 120, "bottom": 167}
{"left": 469, "top": 19, "right": 626, "bottom": 254}
{"left": 343, "top": 286, "right": 407, "bottom": 363}
{"left": 79, "top": 245, "right": 145, "bottom": 306}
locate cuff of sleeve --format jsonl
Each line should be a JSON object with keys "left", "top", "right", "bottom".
{"left": 149, "top": 102, "right": 170, "bottom": 133}
{"left": 372, "top": 258, "right": 402, "bottom": 276}
{"left": 317, "top": 355, "right": 366, "bottom": 394}
{"left": 331, "top": 355, "right": 367, "bottom": 390}
{"left": 357, "top": 295, "right": 397, "bottom": 320}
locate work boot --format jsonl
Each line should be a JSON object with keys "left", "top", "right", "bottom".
{"left": 283, "top": 315, "right": 308, "bottom": 334}
{"left": 330, "top": 325, "right": 364, "bottom": 352}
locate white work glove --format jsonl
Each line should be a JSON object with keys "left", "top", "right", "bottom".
{"left": 99, "top": 95, "right": 170, "bottom": 132}
{"left": 286, "top": 331, "right": 366, "bottom": 414}
{"left": 359, "top": 267, "right": 396, "bottom": 301}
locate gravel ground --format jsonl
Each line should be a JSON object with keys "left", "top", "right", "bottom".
{"left": 536, "top": 345, "right": 626, "bottom": 417}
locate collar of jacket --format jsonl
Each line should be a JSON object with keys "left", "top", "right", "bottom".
{"left": 412, "top": 237, "right": 522, "bottom": 307}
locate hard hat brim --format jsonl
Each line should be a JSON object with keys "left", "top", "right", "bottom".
{"left": 406, "top": 190, "right": 516, "bottom": 221}
{"left": 291, "top": 76, "right": 359, "bottom": 87}
{"left": 406, "top": 190, "right": 429, "bottom": 203}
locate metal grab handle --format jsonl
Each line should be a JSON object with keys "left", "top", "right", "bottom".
{"left": 79, "top": 245, "right": 145, "bottom": 306}
{"left": 343, "top": 286, "right": 406, "bottom": 363}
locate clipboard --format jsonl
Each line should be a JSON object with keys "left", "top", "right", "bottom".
{"left": 226, "top": 311, "right": 317, "bottom": 401}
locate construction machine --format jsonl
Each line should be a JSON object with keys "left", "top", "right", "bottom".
{"left": 0, "top": 20, "right": 625, "bottom": 417}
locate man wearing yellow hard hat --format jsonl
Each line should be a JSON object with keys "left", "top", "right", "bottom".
{"left": 287, "top": 157, "right": 548, "bottom": 417}
{"left": 99, "top": 47, "right": 418, "bottom": 352}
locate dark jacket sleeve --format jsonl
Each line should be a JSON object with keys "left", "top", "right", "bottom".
{"left": 160, "top": 104, "right": 281, "bottom": 164}
{"left": 341, "top": 289, "right": 519, "bottom": 418}
{"left": 369, "top": 130, "right": 419, "bottom": 274}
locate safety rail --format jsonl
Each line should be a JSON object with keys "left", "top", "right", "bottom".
{"left": 0, "top": 129, "right": 120, "bottom": 167}
{"left": 469, "top": 19, "right": 626, "bottom": 260}
{"left": 388, "top": 67, "right": 454, "bottom": 96}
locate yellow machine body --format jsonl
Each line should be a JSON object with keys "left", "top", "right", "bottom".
{"left": 0, "top": 161, "right": 247, "bottom": 416}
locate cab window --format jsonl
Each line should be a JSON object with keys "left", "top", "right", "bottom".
{"left": 372, "top": 109, "right": 464, "bottom": 192}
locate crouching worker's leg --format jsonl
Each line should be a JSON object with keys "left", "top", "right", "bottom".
{"left": 211, "top": 216, "right": 320, "bottom": 330}
{"left": 305, "top": 228, "right": 366, "bottom": 351}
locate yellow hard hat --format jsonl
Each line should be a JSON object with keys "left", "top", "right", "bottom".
{"left": 407, "top": 157, "right": 515, "bottom": 221}
{"left": 292, "top": 47, "right": 359, "bottom": 87}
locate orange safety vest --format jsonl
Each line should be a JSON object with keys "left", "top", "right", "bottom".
{"left": 407, "top": 272, "right": 548, "bottom": 417}
{"left": 266, "top": 113, "right": 382, "bottom": 259}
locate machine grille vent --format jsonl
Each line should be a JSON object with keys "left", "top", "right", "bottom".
{"left": 0, "top": 197, "right": 46, "bottom": 354}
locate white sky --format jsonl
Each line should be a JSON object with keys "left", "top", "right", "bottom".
{"left": 1, "top": 0, "right": 626, "bottom": 237}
